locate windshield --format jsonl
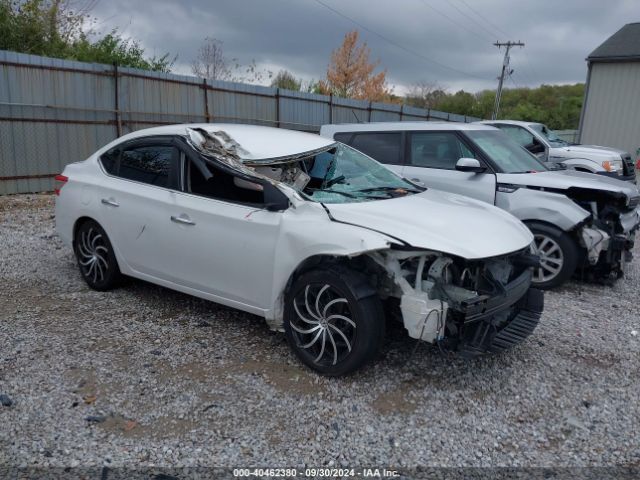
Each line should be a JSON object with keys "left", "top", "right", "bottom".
{"left": 530, "top": 123, "right": 570, "bottom": 147}
{"left": 296, "top": 143, "right": 421, "bottom": 203}
{"left": 467, "top": 130, "right": 548, "bottom": 173}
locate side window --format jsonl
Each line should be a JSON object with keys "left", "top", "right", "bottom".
{"left": 348, "top": 132, "right": 402, "bottom": 165}
{"left": 333, "top": 132, "right": 352, "bottom": 144}
{"left": 186, "top": 157, "right": 264, "bottom": 205}
{"left": 118, "top": 145, "right": 179, "bottom": 189}
{"left": 409, "top": 132, "right": 475, "bottom": 169}
{"left": 100, "top": 148, "right": 119, "bottom": 175}
{"left": 496, "top": 125, "right": 535, "bottom": 147}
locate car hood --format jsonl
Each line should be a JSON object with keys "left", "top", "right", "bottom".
{"left": 324, "top": 190, "right": 533, "bottom": 259}
{"left": 498, "top": 170, "right": 640, "bottom": 197}
{"left": 551, "top": 144, "right": 628, "bottom": 159}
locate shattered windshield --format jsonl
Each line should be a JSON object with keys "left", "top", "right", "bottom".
{"left": 467, "top": 130, "right": 548, "bottom": 174}
{"left": 249, "top": 143, "right": 422, "bottom": 204}
{"left": 530, "top": 123, "right": 570, "bottom": 147}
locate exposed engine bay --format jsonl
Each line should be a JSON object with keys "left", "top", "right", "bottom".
{"left": 360, "top": 248, "right": 544, "bottom": 356}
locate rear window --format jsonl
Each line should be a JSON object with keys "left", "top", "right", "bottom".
{"left": 339, "top": 132, "right": 402, "bottom": 165}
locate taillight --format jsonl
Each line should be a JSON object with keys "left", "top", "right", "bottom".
{"left": 54, "top": 174, "right": 68, "bottom": 196}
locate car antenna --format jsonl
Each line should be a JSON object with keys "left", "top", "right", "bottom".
{"left": 351, "top": 110, "right": 362, "bottom": 123}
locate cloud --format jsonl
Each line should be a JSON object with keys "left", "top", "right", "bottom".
{"left": 91, "top": 0, "right": 634, "bottom": 92}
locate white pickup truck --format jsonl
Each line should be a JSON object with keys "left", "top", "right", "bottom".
{"left": 479, "top": 120, "right": 636, "bottom": 183}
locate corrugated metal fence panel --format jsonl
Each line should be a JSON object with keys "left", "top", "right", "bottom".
{"left": 581, "top": 62, "right": 640, "bottom": 155}
{"left": 208, "top": 80, "right": 277, "bottom": 127}
{"left": 119, "top": 68, "right": 206, "bottom": 133}
{"left": 279, "top": 90, "right": 330, "bottom": 132}
{"left": 0, "top": 50, "right": 482, "bottom": 194}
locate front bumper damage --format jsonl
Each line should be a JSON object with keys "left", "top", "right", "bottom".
{"left": 577, "top": 206, "right": 640, "bottom": 282}
{"left": 370, "top": 249, "right": 543, "bottom": 357}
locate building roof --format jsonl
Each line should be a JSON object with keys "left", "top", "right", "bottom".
{"left": 588, "top": 23, "right": 640, "bottom": 62}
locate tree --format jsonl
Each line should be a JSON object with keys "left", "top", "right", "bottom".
{"left": 191, "top": 37, "right": 235, "bottom": 81}
{"left": 0, "top": 0, "right": 173, "bottom": 71}
{"left": 405, "top": 81, "right": 447, "bottom": 109}
{"left": 323, "top": 30, "right": 391, "bottom": 102}
{"left": 271, "top": 69, "right": 301, "bottom": 91}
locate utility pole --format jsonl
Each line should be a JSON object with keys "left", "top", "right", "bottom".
{"left": 492, "top": 41, "right": 524, "bottom": 120}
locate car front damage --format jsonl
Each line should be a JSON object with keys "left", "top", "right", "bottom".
{"left": 184, "top": 126, "right": 544, "bottom": 356}
{"left": 568, "top": 187, "right": 640, "bottom": 282}
{"left": 365, "top": 248, "right": 543, "bottom": 356}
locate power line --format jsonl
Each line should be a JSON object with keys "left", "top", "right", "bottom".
{"left": 416, "top": 0, "right": 493, "bottom": 43}
{"left": 310, "top": 0, "right": 491, "bottom": 81}
{"left": 442, "top": 0, "right": 501, "bottom": 41}
{"left": 456, "top": 0, "right": 512, "bottom": 39}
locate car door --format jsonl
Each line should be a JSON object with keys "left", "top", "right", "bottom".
{"left": 402, "top": 131, "right": 497, "bottom": 204}
{"left": 165, "top": 150, "right": 282, "bottom": 309}
{"left": 96, "top": 138, "right": 184, "bottom": 278}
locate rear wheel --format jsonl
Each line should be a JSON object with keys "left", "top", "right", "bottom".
{"left": 284, "top": 267, "right": 384, "bottom": 376}
{"left": 528, "top": 222, "right": 578, "bottom": 289}
{"left": 74, "top": 220, "right": 121, "bottom": 291}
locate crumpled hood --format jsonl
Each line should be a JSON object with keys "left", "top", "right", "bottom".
{"left": 498, "top": 170, "right": 640, "bottom": 198}
{"left": 551, "top": 144, "right": 628, "bottom": 159}
{"left": 325, "top": 190, "right": 533, "bottom": 260}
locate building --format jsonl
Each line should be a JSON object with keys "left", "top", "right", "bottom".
{"left": 578, "top": 23, "right": 640, "bottom": 157}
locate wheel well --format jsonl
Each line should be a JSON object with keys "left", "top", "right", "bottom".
{"left": 72, "top": 216, "right": 96, "bottom": 244}
{"left": 283, "top": 254, "right": 381, "bottom": 299}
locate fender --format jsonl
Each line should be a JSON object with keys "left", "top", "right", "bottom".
{"left": 496, "top": 188, "right": 590, "bottom": 232}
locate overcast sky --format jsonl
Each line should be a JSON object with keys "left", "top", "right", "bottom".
{"left": 91, "top": 0, "right": 637, "bottom": 94}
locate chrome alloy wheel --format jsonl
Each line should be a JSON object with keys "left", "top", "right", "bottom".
{"left": 290, "top": 284, "right": 356, "bottom": 367}
{"left": 533, "top": 233, "right": 564, "bottom": 283}
{"left": 77, "top": 227, "right": 109, "bottom": 284}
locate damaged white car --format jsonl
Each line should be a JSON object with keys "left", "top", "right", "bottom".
{"left": 55, "top": 124, "right": 543, "bottom": 375}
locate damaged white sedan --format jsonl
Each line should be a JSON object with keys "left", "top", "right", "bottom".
{"left": 55, "top": 124, "right": 543, "bottom": 375}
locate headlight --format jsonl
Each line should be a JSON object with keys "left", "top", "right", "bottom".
{"left": 497, "top": 183, "right": 520, "bottom": 193}
{"left": 602, "top": 160, "right": 622, "bottom": 175}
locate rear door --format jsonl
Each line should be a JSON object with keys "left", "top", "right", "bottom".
{"left": 403, "top": 131, "right": 497, "bottom": 204}
{"left": 335, "top": 131, "right": 405, "bottom": 177}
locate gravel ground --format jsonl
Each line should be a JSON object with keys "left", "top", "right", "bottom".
{"left": 1, "top": 193, "right": 639, "bottom": 471}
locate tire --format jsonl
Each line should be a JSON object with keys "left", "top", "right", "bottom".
{"left": 284, "top": 266, "right": 385, "bottom": 376}
{"left": 527, "top": 222, "right": 579, "bottom": 289}
{"left": 74, "top": 220, "right": 121, "bottom": 291}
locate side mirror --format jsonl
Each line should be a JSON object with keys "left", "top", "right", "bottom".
{"left": 262, "top": 181, "right": 290, "bottom": 212}
{"left": 526, "top": 140, "right": 545, "bottom": 154}
{"left": 455, "top": 157, "right": 486, "bottom": 173}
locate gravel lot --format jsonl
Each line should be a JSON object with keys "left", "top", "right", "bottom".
{"left": 1, "top": 193, "right": 639, "bottom": 471}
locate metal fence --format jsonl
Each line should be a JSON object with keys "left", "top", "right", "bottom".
{"left": 0, "top": 50, "right": 481, "bottom": 194}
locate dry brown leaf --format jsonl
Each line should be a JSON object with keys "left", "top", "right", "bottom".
{"left": 124, "top": 420, "right": 138, "bottom": 431}
{"left": 83, "top": 395, "right": 97, "bottom": 404}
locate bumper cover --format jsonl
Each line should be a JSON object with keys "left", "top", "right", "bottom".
{"left": 456, "top": 281, "right": 544, "bottom": 358}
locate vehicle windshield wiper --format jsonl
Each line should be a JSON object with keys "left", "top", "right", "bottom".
{"left": 307, "top": 188, "right": 388, "bottom": 200}
{"left": 306, "top": 188, "right": 359, "bottom": 199}
{"left": 356, "top": 186, "right": 423, "bottom": 194}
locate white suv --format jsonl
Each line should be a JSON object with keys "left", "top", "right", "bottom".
{"left": 320, "top": 122, "right": 640, "bottom": 289}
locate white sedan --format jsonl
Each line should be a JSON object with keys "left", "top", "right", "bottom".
{"left": 55, "top": 124, "right": 543, "bottom": 375}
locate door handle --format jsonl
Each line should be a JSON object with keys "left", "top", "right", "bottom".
{"left": 171, "top": 214, "right": 196, "bottom": 226}
{"left": 101, "top": 198, "right": 119, "bottom": 207}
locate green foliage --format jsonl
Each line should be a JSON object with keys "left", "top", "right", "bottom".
{"left": 271, "top": 69, "right": 301, "bottom": 91}
{"left": 407, "top": 83, "right": 585, "bottom": 129}
{"left": 0, "top": 0, "right": 173, "bottom": 71}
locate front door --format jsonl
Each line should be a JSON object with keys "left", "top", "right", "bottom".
{"left": 401, "top": 131, "right": 497, "bottom": 204}
{"left": 165, "top": 154, "right": 282, "bottom": 309}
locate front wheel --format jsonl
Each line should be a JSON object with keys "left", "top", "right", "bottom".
{"left": 528, "top": 222, "right": 578, "bottom": 289}
{"left": 284, "top": 267, "right": 385, "bottom": 376}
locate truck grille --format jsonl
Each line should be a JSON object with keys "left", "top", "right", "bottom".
{"left": 621, "top": 154, "right": 635, "bottom": 176}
